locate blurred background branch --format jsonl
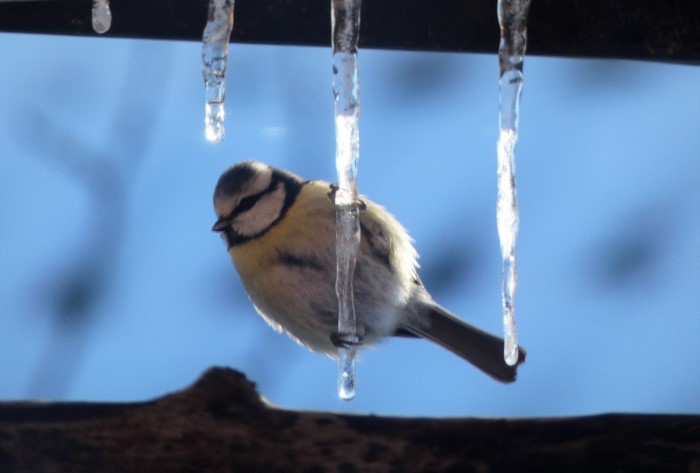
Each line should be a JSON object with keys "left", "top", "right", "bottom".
{"left": 0, "top": 0, "right": 698, "bottom": 63}
{"left": 12, "top": 42, "right": 173, "bottom": 398}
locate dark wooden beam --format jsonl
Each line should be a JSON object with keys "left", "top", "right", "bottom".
{"left": 0, "top": 367, "right": 698, "bottom": 472}
{"left": 0, "top": 0, "right": 698, "bottom": 62}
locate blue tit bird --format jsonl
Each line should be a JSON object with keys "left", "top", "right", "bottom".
{"left": 212, "top": 161, "right": 525, "bottom": 382}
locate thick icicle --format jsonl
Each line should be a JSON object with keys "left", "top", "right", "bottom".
{"left": 496, "top": 0, "right": 530, "bottom": 366}
{"left": 91, "top": 0, "right": 111, "bottom": 34}
{"left": 202, "top": 0, "right": 235, "bottom": 143}
{"left": 331, "top": 0, "right": 362, "bottom": 401}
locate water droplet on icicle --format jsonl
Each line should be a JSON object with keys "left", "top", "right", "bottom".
{"left": 338, "top": 348, "right": 357, "bottom": 400}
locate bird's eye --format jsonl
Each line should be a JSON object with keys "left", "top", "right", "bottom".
{"left": 235, "top": 193, "right": 261, "bottom": 215}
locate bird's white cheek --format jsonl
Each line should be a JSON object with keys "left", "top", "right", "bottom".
{"left": 233, "top": 184, "right": 286, "bottom": 237}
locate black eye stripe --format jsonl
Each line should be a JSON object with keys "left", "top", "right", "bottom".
{"left": 223, "top": 171, "right": 304, "bottom": 247}
{"left": 230, "top": 178, "right": 280, "bottom": 218}
{"left": 233, "top": 192, "right": 263, "bottom": 216}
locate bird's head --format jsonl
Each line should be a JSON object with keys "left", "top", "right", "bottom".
{"left": 212, "top": 161, "right": 302, "bottom": 246}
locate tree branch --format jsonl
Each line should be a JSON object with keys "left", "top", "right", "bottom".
{"left": 1, "top": 367, "right": 698, "bottom": 472}
{"left": 0, "top": 0, "right": 698, "bottom": 62}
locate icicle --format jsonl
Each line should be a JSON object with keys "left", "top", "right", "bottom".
{"left": 331, "top": 0, "right": 362, "bottom": 401}
{"left": 201, "top": 0, "right": 235, "bottom": 143}
{"left": 91, "top": 0, "right": 112, "bottom": 34}
{"left": 335, "top": 200, "right": 361, "bottom": 400}
{"left": 496, "top": 0, "right": 530, "bottom": 366}
{"left": 497, "top": 129, "right": 520, "bottom": 366}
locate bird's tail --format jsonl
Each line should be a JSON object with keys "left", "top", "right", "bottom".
{"left": 406, "top": 305, "right": 526, "bottom": 383}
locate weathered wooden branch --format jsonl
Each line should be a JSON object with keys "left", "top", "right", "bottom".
{"left": 0, "top": 0, "right": 698, "bottom": 62}
{"left": 0, "top": 367, "right": 698, "bottom": 472}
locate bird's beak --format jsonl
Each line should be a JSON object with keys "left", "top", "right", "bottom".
{"left": 212, "top": 217, "right": 228, "bottom": 232}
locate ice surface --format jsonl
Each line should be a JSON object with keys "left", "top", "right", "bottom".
{"left": 335, "top": 197, "right": 361, "bottom": 400}
{"left": 91, "top": 0, "right": 112, "bottom": 35}
{"left": 202, "top": 0, "right": 234, "bottom": 143}
{"left": 331, "top": 0, "right": 362, "bottom": 400}
{"left": 497, "top": 0, "right": 530, "bottom": 365}
{"left": 497, "top": 128, "right": 520, "bottom": 365}
{"left": 338, "top": 355, "right": 358, "bottom": 401}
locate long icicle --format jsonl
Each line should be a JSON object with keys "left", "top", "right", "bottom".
{"left": 496, "top": 0, "right": 530, "bottom": 366}
{"left": 331, "top": 0, "right": 362, "bottom": 400}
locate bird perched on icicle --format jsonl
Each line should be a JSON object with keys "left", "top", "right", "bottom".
{"left": 212, "top": 161, "right": 526, "bottom": 382}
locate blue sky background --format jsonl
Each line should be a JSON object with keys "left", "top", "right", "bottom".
{"left": 0, "top": 33, "right": 698, "bottom": 417}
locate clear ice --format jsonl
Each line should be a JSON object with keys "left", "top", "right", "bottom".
{"left": 91, "top": 0, "right": 112, "bottom": 35}
{"left": 202, "top": 0, "right": 235, "bottom": 143}
{"left": 497, "top": 128, "right": 520, "bottom": 366}
{"left": 497, "top": 0, "right": 530, "bottom": 366}
{"left": 335, "top": 200, "right": 361, "bottom": 401}
{"left": 331, "top": 0, "right": 362, "bottom": 400}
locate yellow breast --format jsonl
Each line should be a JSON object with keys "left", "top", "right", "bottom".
{"left": 228, "top": 182, "right": 339, "bottom": 352}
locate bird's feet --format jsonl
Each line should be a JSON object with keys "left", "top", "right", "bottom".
{"left": 330, "top": 331, "right": 365, "bottom": 349}
{"left": 327, "top": 184, "right": 367, "bottom": 211}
